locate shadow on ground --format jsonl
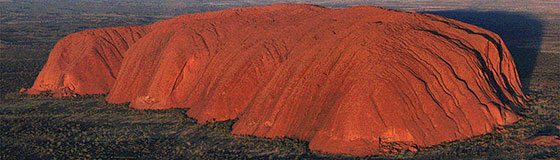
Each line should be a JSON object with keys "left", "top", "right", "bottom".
{"left": 426, "top": 10, "right": 543, "bottom": 91}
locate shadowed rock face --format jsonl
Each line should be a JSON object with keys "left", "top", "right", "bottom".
{"left": 28, "top": 4, "right": 527, "bottom": 156}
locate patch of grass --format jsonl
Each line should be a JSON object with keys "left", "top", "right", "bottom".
{"left": 1, "top": 1, "right": 559, "bottom": 159}
{"left": 0, "top": 94, "right": 322, "bottom": 159}
{"left": 0, "top": 93, "right": 559, "bottom": 159}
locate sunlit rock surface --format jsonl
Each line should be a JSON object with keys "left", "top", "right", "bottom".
{"left": 28, "top": 4, "right": 527, "bottom": 155}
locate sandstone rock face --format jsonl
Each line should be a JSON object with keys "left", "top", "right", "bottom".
{"left": 27, "top": 26, "right": 150, "bottom": 96}
{"left": 28, "top": 4, "right": 527, "bottom": 155}
{"left": 523, "top": 136, "right": 560, "bottom": 146}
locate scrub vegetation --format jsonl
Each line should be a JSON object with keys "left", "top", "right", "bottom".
{"left": 1, "top": 0, "right": 559, "bottom": 159}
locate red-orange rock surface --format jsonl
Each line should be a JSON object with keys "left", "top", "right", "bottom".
{"left": 28, "top": 4, "right": 527, "bottom": 156}
{"left": 27, "top": 26, "right": 150, "bottom": 96}
{"left": 522, "top": 136, "right": 560, "bottom": 146}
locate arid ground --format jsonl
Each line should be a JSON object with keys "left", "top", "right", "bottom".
{"left": 1, "top": 0, "right": 559, "bottom": 159}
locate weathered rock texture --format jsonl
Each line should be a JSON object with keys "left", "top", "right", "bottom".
{"left": 28, "top": 4, "right": 527, "bottom": 156}
{"left": 27, "top": 26, "right": 150, "bottom": 96}
{"left": 523, "top": 136, "right": 560, "bottom": 146}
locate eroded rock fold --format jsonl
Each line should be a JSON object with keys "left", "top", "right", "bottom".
{"left": 28, "top": 4, "right": 527, "bottom": 155}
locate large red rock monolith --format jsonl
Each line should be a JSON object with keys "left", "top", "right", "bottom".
{"left": 27, "top": 26, "right": 150, "bottom": 96}
{"left": 28, "top": 4, "right": 527, "bottom": 155}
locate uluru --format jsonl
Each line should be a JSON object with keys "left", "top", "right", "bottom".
{"left": 25, "top": 4, "right": 527, "bottom": 156}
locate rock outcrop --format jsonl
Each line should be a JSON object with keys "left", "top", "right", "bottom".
{"left": 26, "top": 26, "right": 150, "bottom": 96}
{"left": 523, "top": 136, "right": 560, "bottom": 146}
{"left": 28, "top": 4, "right": 527, "bottom": 156}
